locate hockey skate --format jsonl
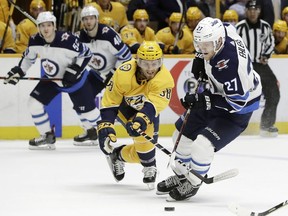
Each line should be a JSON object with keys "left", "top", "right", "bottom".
{"left": 29, "top": 131, "right": 56, "bottom": 150}
{"left": 166, "top": 179, "right": 202, "bottom": 202}
{"left": 142, "top": 166, "right": 157, "bottom": 190}
{"left": 260, "top": 126, "right": 278, "bottom": 137}
{"left": 106, "top": 147, "right": 125, "bottom": 182}
{"left": 156, "top": 174, "right": 186, "bottom": 195}
{"left": 73, "top": 128, "right": 98, "bottom": 146}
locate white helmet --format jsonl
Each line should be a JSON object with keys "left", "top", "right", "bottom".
{"left": 37, "top": 11, "right": 56, "bottom": 26}
{"left": 193, "top": 17, "right": 225, "bottom": 53}
{"left": 81, "top": 6, "right": 99, "bottom": 19}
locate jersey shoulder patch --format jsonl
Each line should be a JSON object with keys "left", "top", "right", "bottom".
{"left": 119, "top": 63, "right": 132, "bottom": 71}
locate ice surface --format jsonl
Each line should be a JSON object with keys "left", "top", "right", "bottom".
{"left": 0, "top": 135, "right": 287, "bottom": 216}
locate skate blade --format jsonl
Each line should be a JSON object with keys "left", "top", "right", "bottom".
{"left": 156, "top": 190, "right": 169, "bottom": 195}
{"left": 29, "top": 144, "right": 56, "bottom": 150}
{"left": 166, "top": 196, "right": 191, "bottom": 202}
{"left": 146, "top": 183, "right": 155, "bottom": 190}
{"left": 73, "top": 140, "right": 98, "bottom": 146}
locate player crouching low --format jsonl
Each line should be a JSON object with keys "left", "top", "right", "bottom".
{"left": 97, "top": 41, "right": 174, "bottom": 189}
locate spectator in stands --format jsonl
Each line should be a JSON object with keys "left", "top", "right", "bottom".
{"left": 146, "top": 0, "right": 196, "bottom": 31}
{"left": 0, "top": 21, "right": 16, "bottom": 53}
{"left": 88, "top": 0, "right": 129, "bottom": 32}
{"left": 156, "top": 12, "right": 194, "bottom": 54}
{"left": 0, "top": 0, "right": 16, "bottom": 39}
{"left": 222, "top": 9, "right": 239, "bottom": 26}
{"left": 229, "top": 0, "right": 248, "bottom": 21}
{"left": 120, "top": 9, "right": 157, "bottom": 54}
{"left": 236, "top": 0, "right": 280, "bottom": 137}
{"left": 99, "top": 16, "right": 116, "bottom": 29}
{"left": 15, "top": 0, "right": 46, "bottom": 53}
{"left": 282, "top": 7, "right": 288, "bottom": 26}
{"left": 186, "top": 6, "right": 205, "bottom": 32}
{"left": 126, "top": 0, "right": 154, "bottom": 21}
{"left": 273, "top": 20, "right": 288, "bottom": 54}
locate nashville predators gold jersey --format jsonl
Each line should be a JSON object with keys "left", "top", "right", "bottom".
{"left": 0, "top": 0, "right": 9, "bottom": 23}
{"left": 156, "top": 27, "right": 194, "bottom": 54}
{"left": 88, "top": 2, "right": 128, "bottom": 32}
{"left": 274, "top": 36, "right": 288, "bottom": 54}
{"left": 102, "top": 59, "right": 174, "bottom": 118}
{"left": 120, "top": 25, "right": 157, "bottom": 47}
{"left": 0, "top": 21, "right": 15, "bottom": 53}
{"left": 15, "top": 18, "right": 38, "bottom": 53}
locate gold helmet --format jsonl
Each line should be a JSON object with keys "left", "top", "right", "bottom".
{"left": 133, "top": 9, "right": 149, "bottom": 21}
{"left": 273, "top": 20, "right": 287, "bottom": 32}
{"left": 169, "top": 12, "right": 184, "bottom": 23}
{"left": 137, "top": 41, "right": 163, "bottom": 61}
{"left": 282, "top": 7, "right": 288, "bottom": 19}
{"left": 186, "top": 7, "right": 202, "bottom": 20}
{"left": 99, "top": 16, "right": 115, "bottom": 28}
{"left": 30, "top": 0, "right": 46, "bottom": 12}
{"left": 223, "top": 9, "right": 239, "bottom": 23}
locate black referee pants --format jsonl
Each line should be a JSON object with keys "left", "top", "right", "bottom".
{"left": 253, "top": 63, "right": 280, "bottom": 129}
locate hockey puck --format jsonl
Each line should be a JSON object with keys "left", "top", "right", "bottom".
{"left": 164, "top": 207, "right": 175, "bottom": 211}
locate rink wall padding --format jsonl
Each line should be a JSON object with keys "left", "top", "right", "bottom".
{"left": 0, "top": 54, "right": 287, "bottom": 139}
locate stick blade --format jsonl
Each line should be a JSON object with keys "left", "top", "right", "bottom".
{"left": 212, "top": 168, "right": 239, "bottom": 183}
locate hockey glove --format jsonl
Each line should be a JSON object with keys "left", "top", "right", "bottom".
{"left": 180, "top": 91, "right": 212, "bottom": 110}
{"left": 126, "top": 112, "right": 151, "bottom": 137}
{"left": 4, "top": 66, "right": 25, "bottom": 85}
{"left": 97, "top": 121, "right": 117, "bottom": 155}
{"left": 62, "top": 64, "right": 82, "bottom": 87}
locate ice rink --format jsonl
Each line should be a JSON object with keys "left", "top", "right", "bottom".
{"left": 0, "top": 135, "right": 287, "bottom": 216}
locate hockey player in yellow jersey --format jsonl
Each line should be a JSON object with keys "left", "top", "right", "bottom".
{"left": 99, "top": 16, "right": 116, "bottom": 29}
{"left": 97, "top": 41, "right": 174, "bottom": 189}
{"left": 88, "top": 0, "right": 128, "bottom": 32}
{"left": 0, "top": 21, "right": 16, "bottom": 53}
{"left": 156, "top": 12, "right": 194, "bottom": 54}
{"left": 15, "top": 0, "right": 46, "bottom": 53}
{"left": 273, "top": 20, "right": 288, "bottom": 54}
{"left": 120, "top": 9, "right": 157, "bottom": 53}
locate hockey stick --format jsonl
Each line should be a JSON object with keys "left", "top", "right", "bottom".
{"left": 137, "top": 129, "right": 239, "bottom": 184}
{"left": 0, "top": 0, "right": 16, "bottom": 52}
{"left": 0, "top": 76, "right": 62, "bottom": 81}
{"left": 228, "top": 200, "right": 288, "bottom": 216}
{"left": 173, "top": 0, "right": 187, "bottom": 48}
{"left": 7, "top": 0, "right": 37, "bottom": 25}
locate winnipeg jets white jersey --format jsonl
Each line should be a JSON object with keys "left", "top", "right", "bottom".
{"left": 204, "top": 24, "right": 262, "bottom": 114}
{"left": 79, "top": 24, "right": 132, "bottom": 82}
{"left": 19, "top": 31, "right": 92, "bottom": 87}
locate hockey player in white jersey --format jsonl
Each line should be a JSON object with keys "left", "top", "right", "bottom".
{"left": 157, "top": 17, "right": 262, "bottom": 201}
{"left": 73, "top": 5, "right": 132, "bottom": 146}
{"left": 3, "top": 12, "right": 99, "bottom": 150}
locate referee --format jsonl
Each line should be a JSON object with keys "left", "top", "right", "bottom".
{"left": 236, "top": 0, "right": 280, "bottom": 137}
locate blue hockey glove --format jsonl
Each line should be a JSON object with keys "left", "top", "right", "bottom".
{"left": 180, "top": 91, "right": 212, "bottom": 110}
{"left": 97, "top": 121, "right": 117, "bottom": 155}
{"left": 126, "top": 112, "right": 150, "bottom": 137}
{"left": 4, "top": 66, "right": 25, "bottom": 85}
{"left": 62, "top": 64, "right": 82, "bottom": 87}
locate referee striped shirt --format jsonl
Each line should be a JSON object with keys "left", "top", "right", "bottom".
{"left": 236, "top": 19, "right": 275, "bottom": 63}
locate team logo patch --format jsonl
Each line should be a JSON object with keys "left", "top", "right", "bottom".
{"left": 119, "top": 64, "right": 131, "bottom": 71}
{"left": 61, "top": 32, "right": 70, "bottom": 41}
{"left": 125, "top": 95, "right": 145, "bottom": 110}
{"left": 88, "top": 53, "right": 107, "bottom": 71}
{"left": 102, "top": 26, "right": 110, "bottom": 34}
{"left": 41, "top": 59, "right": 59, "bottom": 77}
{"left": 215, "top": 59, "right": 230, "bottom": 70}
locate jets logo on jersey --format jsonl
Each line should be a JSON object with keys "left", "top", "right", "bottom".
{"left": 119, "top": 64, "right": 131, "bottom": 71}
{"left": 215, "top": 59, "right": 230, "bottom": 70}
{"left": 102, "top": 26, "right": 110, "bottom": 34}
{"left": 41, "top": 59, "right": 59, "bottom": 77}
{"left": 125, "top": 95, "right": 146, "bottom": 110}
{"left": 61, "top": 32, "right": 70, "bottom": 41}
{"left": 88, "top": 53, "right": 107, "bottom": 71}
